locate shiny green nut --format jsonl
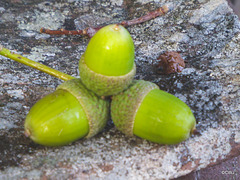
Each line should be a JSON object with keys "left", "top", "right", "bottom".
{"left": 79, "top": 24, "right": 136, "bottom": 96}
{"left": 111, "top": 80, "right": 196, "bottom": 144}
{"left": 24, "top": 79, "right": 109, "bottom": 146}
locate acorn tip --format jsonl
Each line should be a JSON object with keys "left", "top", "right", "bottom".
{"left": 191, "top": 127, "right": 201, "bottom": 136}
{"left": 113, "top": 24, "right": 120, "bottom": 31}
{"left": 24, "top": 128, "right": 31, "bottom": 137}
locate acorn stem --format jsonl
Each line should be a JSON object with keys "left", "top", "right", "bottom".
{"left": 0, "top": 45, "right": 75, "bottom": 81}
{"left": 40, "top": 4, "right": 172, "bottom": 37}
{"left": 120, "top": 5, "right": 170, "bottom": 27}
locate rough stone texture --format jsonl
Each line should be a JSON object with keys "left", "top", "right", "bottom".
{"left": 0, "top": 0, "right": 239, "bottom": 179}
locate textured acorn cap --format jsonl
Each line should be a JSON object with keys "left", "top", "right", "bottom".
{"left": 57, "top": 78, "right": 110, "bottom": 138}
{"left": 79, "top": 55, "right": 136, "bottom": 97}
{"left": 111, "top": 80, "right": 158, "bottom": 136}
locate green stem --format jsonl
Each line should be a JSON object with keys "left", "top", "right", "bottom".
{"left": 0, "top": 45, "right": 75, "bottom": 81}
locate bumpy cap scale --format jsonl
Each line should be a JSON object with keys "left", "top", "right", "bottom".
{"left": 24, "top": 79, "right": 109, "bottom": 146}
{"left": 111, "top": 80, "right": 196, "bottom": 144}
{"left": 79, "top": 24, "right": 136, "bottom": 96}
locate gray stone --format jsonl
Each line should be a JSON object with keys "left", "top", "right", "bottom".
{"left": 0, "top": 0, "right": 239, "bottom": 179}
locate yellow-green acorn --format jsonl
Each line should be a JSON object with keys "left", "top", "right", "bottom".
{"left": 79, "top": 24, "right": 136, "bottom": 96}
{"left": 24, "top": 79, "right": 109, "bottom": 146}
{"left": 111, "top": 80, "right": 196, "bottom": 144}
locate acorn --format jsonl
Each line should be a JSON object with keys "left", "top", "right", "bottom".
{"left": 24, "top": 79, "right": 109, "bottom": 146}
{"left": 111, "top": 80, "right": 196, "bottom": 144}
{"left": 79, "top": 24, "right": 136, "bottom": 96}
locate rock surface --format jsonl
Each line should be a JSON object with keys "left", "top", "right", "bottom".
{"left": 0, "top": 0, "right": 239, "bottom": 179}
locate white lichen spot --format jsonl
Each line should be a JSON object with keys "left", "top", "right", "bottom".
{"left": 169, "top": 33, "right": 190, "bottom": 43}
{"left": 25, "top": 46, "right": 61, "bottom": 62}
{"left": 18, "top": 10, "right": 65, "bottom": 32}
{"left": 0, "top": 120, "right": 17, "bottom": 130}
{"left": 110, "top": 0, "right": 123, "bottom": 6}
{"left": 174, "top": 93, "right": 187, "bottom": 103}
{"left": 136, "top": 0, "right": 160, "bottom": 4}
{"left": 181, "top": 68, "right": 196, "bottom": 75}
{"left": 0, "top": 7, "right": 5, "bottom": 13}
{"left": 235, "top": 132, "right": 240, "bottom": 143}
{"left": 7, "top": 89, "right": 24, "bottom": 99}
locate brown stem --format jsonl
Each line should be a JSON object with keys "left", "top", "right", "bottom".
{"left": 40, "top": 27, "right": 102, "bottom": 38}
{"left": 120, "top": 5, "right": 169, "bottom": 27}
{"left": 40, "top": 5, "right": 171, "bottom": 38}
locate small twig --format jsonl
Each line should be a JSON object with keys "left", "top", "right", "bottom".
{"left": 0, "top": 45, "right": 75, "bottom": 81}
{"left": 40, "top": 5, "right": 171, "bottom": 38}
{"left": 120, "top": 5, "right": 169, "bottom": 26}
{"left": 40, "top": 27, "right": 102, "bottom": 38}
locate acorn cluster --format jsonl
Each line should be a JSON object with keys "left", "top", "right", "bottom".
{"left": 24, "top": 24, "right": 196, "bottom": 146}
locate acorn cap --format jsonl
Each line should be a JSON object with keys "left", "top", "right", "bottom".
{"left": 79, "top": 55, "right": 136, "bottom": 97}
{"left": 79, "top": 24, "right": 136, "bottom": 96}
{"left": 111, "top": 80, "right": 196, "bottom": 144}
{"left": 24, "top": 79, "right": 109, "bottom": 146}
{"left": 57, "top": 79, "right": 109, "bottom": 138}
{"left": 111, "top": 80, "right": 158, "bottom": 136}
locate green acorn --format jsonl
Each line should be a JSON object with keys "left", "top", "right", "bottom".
{"left": 111, "top": 80, "right": 196, "bottom": 144}
{"left": 24, "top": 79, "right": 109, "bottom": 146}
{"left": 79, "top": 24, "right": 136, "bottom": 96}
